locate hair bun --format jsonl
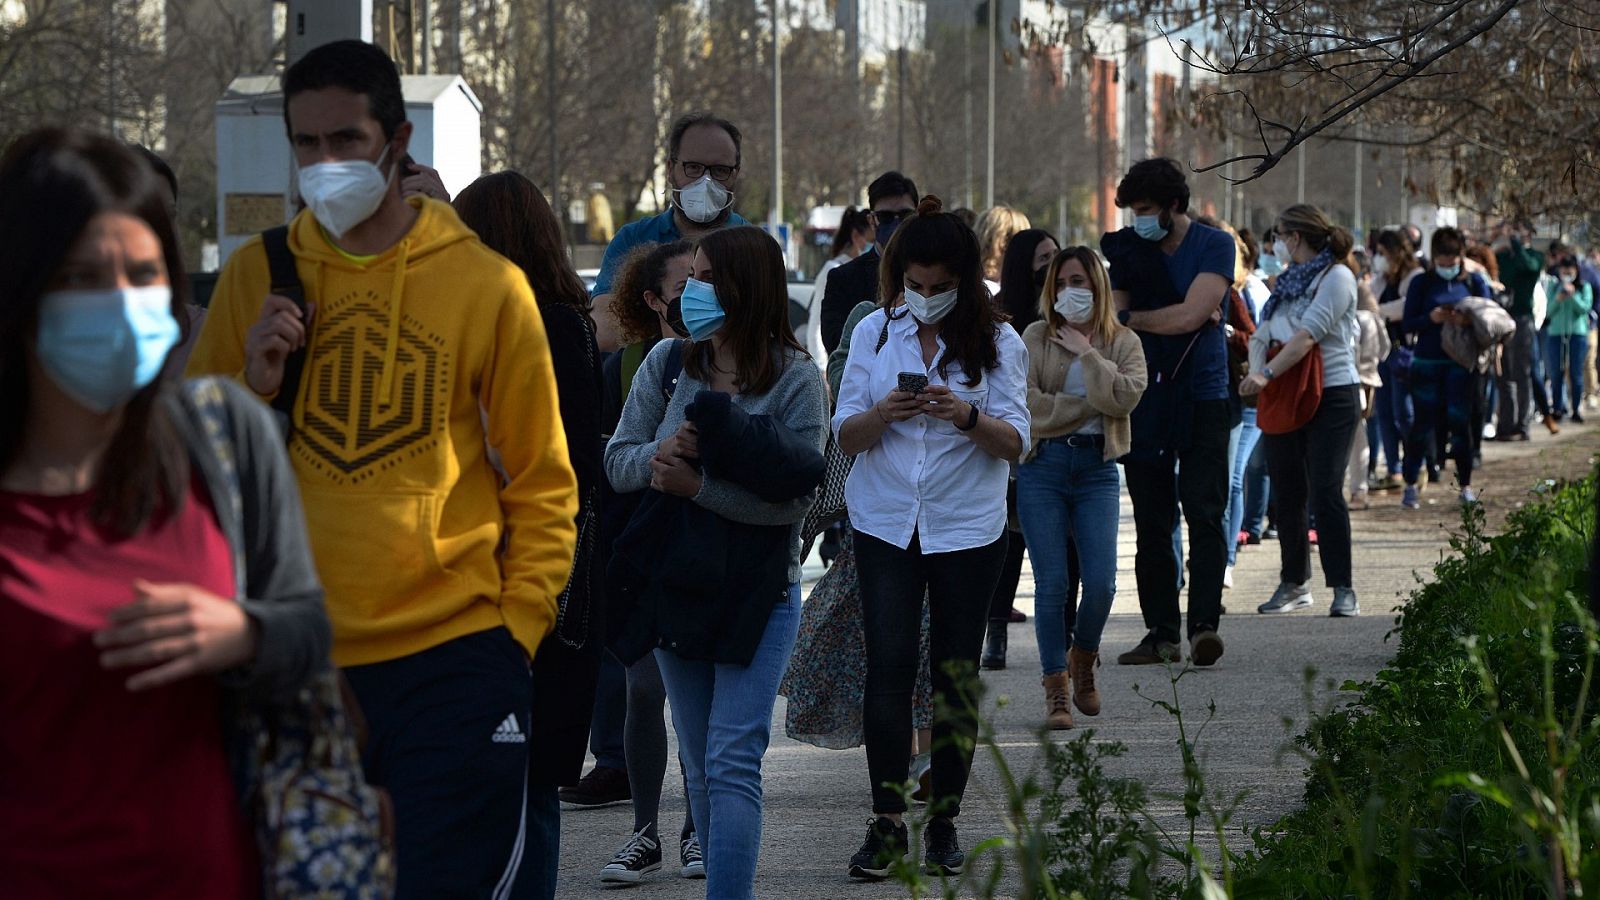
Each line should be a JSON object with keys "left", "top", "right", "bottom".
{"left": 917, "top": 195, "right": 944, "bottom": 217}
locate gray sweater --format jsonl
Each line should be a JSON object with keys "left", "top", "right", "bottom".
{"left": 605, "top": 341, "right": 829, "bottom": 582}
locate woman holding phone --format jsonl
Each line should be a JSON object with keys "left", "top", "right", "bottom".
{"left": 832, "top": 196, "right": 1030, "bottom": 879}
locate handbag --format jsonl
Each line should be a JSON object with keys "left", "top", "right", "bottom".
{"left": 799, "top": 317, "right": 891, "bottom": 543}
{"left": 1257, "top": 340, "right": 1324, "bottom": 434}
{"left": 179, "top": 379, "right": 396, "bottom": 899}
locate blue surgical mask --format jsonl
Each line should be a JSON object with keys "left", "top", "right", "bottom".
{"left": 35, "top": 285, "right": 179, "bottom": 412}
{"left": 1133, "top": 214, "right": 1169, "bottom": 242}
{"left": 679, "top": 277, "right": 726, "bottom": 341}
{"left": 1258, "top": 253, "right": 1284, "bottom": 277}
{"left": 1435, "top": 264, "right": 1461, "bottom": 281}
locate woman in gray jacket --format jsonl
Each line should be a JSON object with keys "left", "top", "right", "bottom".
{"left": 0, "top": 129, "right": 329, "bottom": 897}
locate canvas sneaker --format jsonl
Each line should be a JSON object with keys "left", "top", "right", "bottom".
{"left": 680, "top": 834, "right": 705, "bottom": 879}
{"left": 600, "top": 828, "right": 661, "bottom": 883}
{"left": 1401, "top": 485, "right": 1421, "bottom": 509}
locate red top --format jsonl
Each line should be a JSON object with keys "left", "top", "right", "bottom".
{"left": 0, "top": 478, "right": 259, "bottom": 899}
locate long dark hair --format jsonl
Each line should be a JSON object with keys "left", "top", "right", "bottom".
{"left": 611, "top": 239, "right": 693, "bottom": 345}
{"left": 878, "top": 195, "right": 1001, "bottom": 388}
{"left": 454, "top": 170, "right": 590, "bottom": 312}
{"left": 684, "top": 226, "right": 806, "bottom": 395}
{"left": 830, "top": 206, "right": 871, "bottom": 258}
{"left": 0, "top": 127, "right": 189, "bottom": 536}
{"left": 996, "top": 227, "right": 1056, "bottom": 328}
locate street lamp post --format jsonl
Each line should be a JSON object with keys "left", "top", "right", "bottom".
{"left": 772, "top": 0, "right": 783, "bottom": 229}
{"left": 986, "top": 0, "right": 996, "bottom": 210}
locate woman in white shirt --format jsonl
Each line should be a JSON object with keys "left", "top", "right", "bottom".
{"left": 832, "top": 196, "right": 1030, "bottom": 881}
{"left": 806, "top": 206, "right": 872, "bottom": 361}
{"left": 1239, "top": 204, "right": 1362, "bottom": 618}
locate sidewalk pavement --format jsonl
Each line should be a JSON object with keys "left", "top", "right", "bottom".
{"left": 555, "top": 417, "right": 1598, "bottom": 898}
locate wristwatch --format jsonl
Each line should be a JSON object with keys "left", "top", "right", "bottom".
{"left": 955, "top": 401, "right": 980, "bottom": 432}
{"left": 1117, "top": 309, "right": 1133, "bottom": 326}
{"left": 1262, "top": 365, "right": 1276, "bottom": 380}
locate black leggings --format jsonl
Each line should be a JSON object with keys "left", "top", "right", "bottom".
{"left": 624, "top": 652, "right": 696, "bottom": 841}
{"left": 1263, "top": 384, "right": 1361, "bottom": 588}
{"left": 857, "top": 530, "right": 1008, "bottom": 817}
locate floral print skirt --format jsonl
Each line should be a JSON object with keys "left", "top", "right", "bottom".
{"left": 780, "top": 528, "right": 933, "bottom": 750}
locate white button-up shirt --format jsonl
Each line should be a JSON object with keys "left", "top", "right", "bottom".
{"left": 832, "top": 307, "right": 1031, "bottom": 553}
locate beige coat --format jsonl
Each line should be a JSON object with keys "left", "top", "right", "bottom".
{"left": 1021, "top": 320, "right": 1148, "bottom": 462}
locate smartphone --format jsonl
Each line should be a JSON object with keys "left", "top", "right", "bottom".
{"left": 897, "top": 372, "right": 929, "bottom": 395}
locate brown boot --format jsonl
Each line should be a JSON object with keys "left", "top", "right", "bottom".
{"left": 1545, "top": 414, "right": 1562, "bottom": 435}
{"left": 1068, "top": 647, "right": 1102, "bottom": 716}
{"left": 1042, "top": 672, "right": 1073, "bottom": 730}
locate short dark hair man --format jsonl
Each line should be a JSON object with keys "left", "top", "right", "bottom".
{"left": 589, "top": 112, "right": 747, "bottom": 351}
{"left": 1099, "top": 157, "right": 1234, "bottom": 668}
{"left": 186, "top": 40, "right": 577, "bottom": 898}
{"left": 819, "top": 170, "right": 920, "bottom": 354}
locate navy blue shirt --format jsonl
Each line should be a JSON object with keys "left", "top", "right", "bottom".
{"left": 1109, "top": 222, "right": 1234, "bottom": 401}
{"left": 1403, "top": 270, "right": 1491, "bottom": 360}
{"left": 590, "top": 208, "right": 749, "bottom": 299}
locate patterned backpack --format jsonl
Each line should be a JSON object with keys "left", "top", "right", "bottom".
{"left": 179, "top": 378, "right": 396, "bottom": 899}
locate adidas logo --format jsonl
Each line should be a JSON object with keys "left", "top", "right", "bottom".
{"left": 492, "top": 713, "right": 527, "bottom": 744}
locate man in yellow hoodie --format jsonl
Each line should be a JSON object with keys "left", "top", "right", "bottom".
{"left": 186, "top": 40, "right": 576, "bottom": 899}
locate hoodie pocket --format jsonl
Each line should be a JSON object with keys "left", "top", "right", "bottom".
{"left": 297, "top": 486, "right": 453, "bottom": 629}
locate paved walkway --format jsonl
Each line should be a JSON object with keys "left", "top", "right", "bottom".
{"left": 556, "top": 418, "right": 1598, "bottom": 898}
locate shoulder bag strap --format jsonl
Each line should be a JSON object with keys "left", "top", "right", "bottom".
{"left": 262, "top": 226, "right": 308, "bottom": 425}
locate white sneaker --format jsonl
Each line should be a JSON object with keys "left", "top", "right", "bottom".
{"left": 1258, "top": 582, "right": 1314, "bottom": 613}
{"left": 1460, "top": 487, "right": 1479, "bottom": 505}
{"left": 1482, "top": 422, "right": 1497, "bottom": 440}
{"left": 1223, "top": 565, "right": 1234, "bottom": 590}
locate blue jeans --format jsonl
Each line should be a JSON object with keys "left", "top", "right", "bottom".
{"left": 1018, "top": 440, "right": 1122, "bottom": 666}
{"left": 1547, "top": 332, "right": 1590, "bottom": 415}
{"left": 1226, "top": 408, "right": 1263, "bottom": 565}
{"left": 656, "top": 585, "right": 801, "bottom": 900}
{"left": 1241, "top": 434, "right": 1271, "bottom": 538}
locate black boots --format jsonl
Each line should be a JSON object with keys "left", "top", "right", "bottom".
{"left": 980, "top": 619, "right": 1008, "bottom": 670}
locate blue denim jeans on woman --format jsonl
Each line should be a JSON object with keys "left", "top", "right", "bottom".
{"left": 655, "top": 585, "right": 801, "bottom": 900}
{"left": 1546, "top": 331, "right": 1591, "bottom": 415}
{"left": 1017, "top": 440, "right": 1121, "bottom": 670}
{"left": 1226, "top": 408, "right": 1263, "bottom": 566}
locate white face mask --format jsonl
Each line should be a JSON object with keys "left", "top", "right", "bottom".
{"left": 674, "top": 175, "right": 733, "bottom": 225}
{"left": 298, "top": 144, "right": 396, "bottom": 239}
{"left": 1054, "top": 286, "right": 1096, "bottom": 324}
{"left": 1371, "top": 255, "right": 1391, "bottom": 276}
{"left": 1272, "top": 238, "right": 1292, "bottom": 266}
{"left": 903, "top": 286, "right": 959, "bottom": 324}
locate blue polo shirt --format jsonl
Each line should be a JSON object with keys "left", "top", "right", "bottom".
{"left": 590, "top": 208, "right": 750, "bottom": 298}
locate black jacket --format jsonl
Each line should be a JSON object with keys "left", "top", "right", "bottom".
{"left": 607, "top": 390, "right": 825, "bottom": 666}
{"left": 821, "top": 247, "right": 880, "bottom": 355}
{"left": 527, "top": 303, "right": 606, "bottom": 787}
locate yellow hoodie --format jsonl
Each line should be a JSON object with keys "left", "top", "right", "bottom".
{"left": 187, "top": 197, "right": 578, "bottom": 667}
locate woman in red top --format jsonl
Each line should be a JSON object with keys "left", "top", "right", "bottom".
{"left": 0, "top": 129, "right": 330, "bottom": 898}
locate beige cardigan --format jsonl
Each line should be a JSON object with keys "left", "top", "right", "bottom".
{"left": 1021, "top": 320, "right": 1148, "bottom": 462}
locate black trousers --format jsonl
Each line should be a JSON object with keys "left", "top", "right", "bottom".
{"left": 1122, "top": 399, "right": 1232, "bottom": 645}
{"left": 857, "top": 530, "right": 1008, "bottom": 817}
{"left": 1262, "top": 384, "right": 1361, "bottom": 589}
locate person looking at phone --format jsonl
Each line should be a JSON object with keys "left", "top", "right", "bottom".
{"left": 832, "top": 196, "right": 1030, "bottom": 880}
{"left": 1399, "top": 227, "right": 1492, "bottom": 507}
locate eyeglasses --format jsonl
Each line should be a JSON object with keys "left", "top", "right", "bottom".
{"left": 674, "top": 159, "right": 738, "bottom": 183}
{"left": 872, "top": 207, "right": 916, "bottom": 224}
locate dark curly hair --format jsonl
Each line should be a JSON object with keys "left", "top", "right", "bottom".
{"left": 611, "top": 240, "right": 694, "bottom": 345}
{"left": 1115, "top": 157, "right": 1190, "bottom": 215}
{"left": 878, "top": 195, "right": 1002, "bottom": 388}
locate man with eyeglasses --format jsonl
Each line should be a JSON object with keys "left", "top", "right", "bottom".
{"left": 819, "top": 171, "right": 920, "bottom": 355}
{"left": 588, "top": 112, "right": 747, "bottom": 353}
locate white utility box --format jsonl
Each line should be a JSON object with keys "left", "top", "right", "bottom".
{"left": 213, "top": 73, "right": 483, "bottom": 266}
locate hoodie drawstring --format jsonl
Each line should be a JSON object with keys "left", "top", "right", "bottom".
{"left": 379, "top": 239, "right": 409, "bottom": 408}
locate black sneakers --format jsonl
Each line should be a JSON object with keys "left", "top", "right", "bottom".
{"left": 599, "top": 827, "right": 661, "bottom": 883}
{"left": 848, "top": 816, "right": 908, "bottom": 880}
{"left": 924, "top": 817, "right": 965, "bottom": 875}
{"left": 558, "top": 765, "right": 631, "bottom": 810}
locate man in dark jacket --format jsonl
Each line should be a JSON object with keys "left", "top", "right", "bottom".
{"left": 1494, "top": 222, "right": 1546, "bottom": 439}
{"left": 819, "top": 171, "right": 920, "bottom": 354}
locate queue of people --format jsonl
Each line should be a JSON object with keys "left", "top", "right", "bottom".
{"left": 7, "top": 35, "right": 1593, "bottom": 900}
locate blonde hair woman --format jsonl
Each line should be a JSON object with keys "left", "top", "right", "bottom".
{"left": 1015, "top": 246, "right": 1147, "bottom": 728}
{"left": 975, "top": 205, "right": 1031, "bottom": 291}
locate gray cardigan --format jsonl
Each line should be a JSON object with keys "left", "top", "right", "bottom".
{"left": 605, "top": 341, "right": 829, "bottom": 582}
{"left": 169, "top": 378, "right": 331, "bottom": 702}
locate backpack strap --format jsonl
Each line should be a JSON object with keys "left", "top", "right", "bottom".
{"left": 262, "top": 226, "right": 308, "bottom": 424}
{"left": 618, "top": 342, "right": 647, "bottom": 408}
{"left": 661, "top": 339, "right": 687, "bottom": 402}
{"left": 874, "top": 318, "right": 890, "bottom": 354}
